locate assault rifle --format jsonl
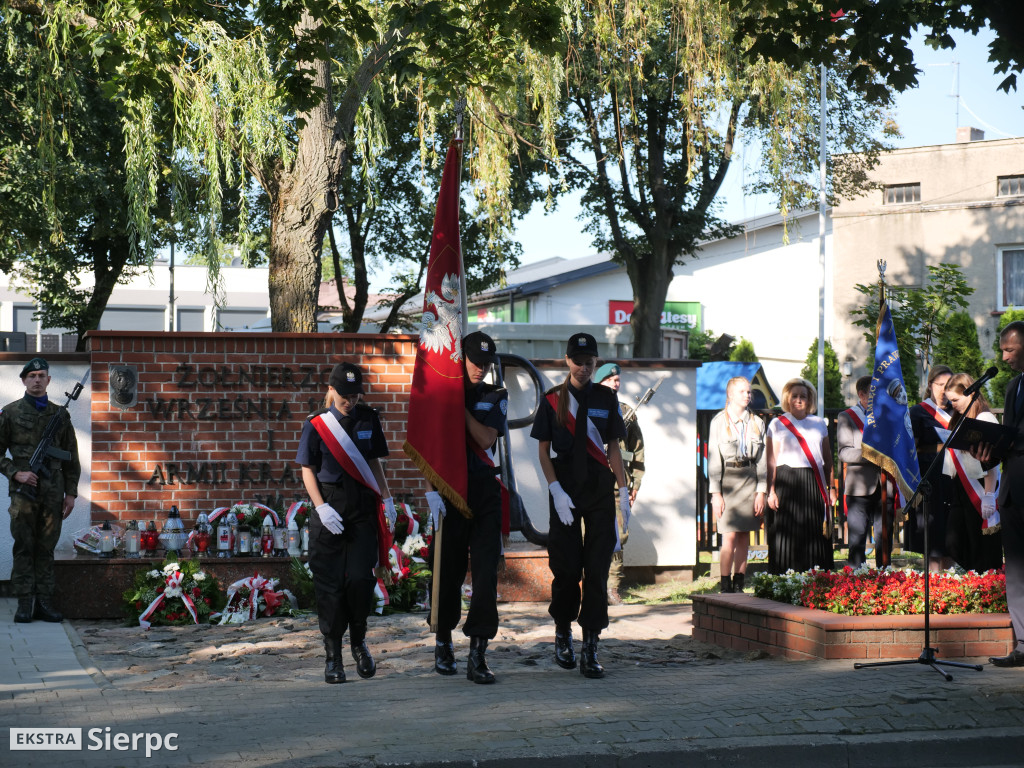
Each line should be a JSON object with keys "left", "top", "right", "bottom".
{"left": 14, "top": 370, "right": 88, "bottom": 500}
{"left": 623, "top": 375, "right": 665, "bottom": 427}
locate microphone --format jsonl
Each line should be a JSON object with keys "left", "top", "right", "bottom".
{"left": 964, "top": 366, "right": 999, "bottom": 396}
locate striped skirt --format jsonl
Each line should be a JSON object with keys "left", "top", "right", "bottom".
{"left": 768, "top": 465, "right": 834, "bottom": 574}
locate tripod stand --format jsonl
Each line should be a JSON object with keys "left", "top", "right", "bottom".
{"left": 854, "top": 393, "right": 985, "bottom": 681}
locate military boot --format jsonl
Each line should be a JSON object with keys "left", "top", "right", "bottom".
{"left": 33, "top": 598, "right": 62, "bottom": 623}
{"left": 579, "top": 629, "right": 605, "bottom": 679}
{"left": 434, "top": 638, "right": 457, "bottom": 676}
{"left": 554, "top": 625, "right": 576, "bottom": 670}
{"left": 323, "top": 637, "right": 346, "bottom": 684}
{"left": 349, "top": 623, "right": 376, "bottom": 679}
{"left": 467, "top": 637, "right": 496, "bottom": 684}
{"left": 14, "top": 598, "right": 33, "bottom": 623}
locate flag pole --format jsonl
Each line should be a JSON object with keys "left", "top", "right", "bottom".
{"left": 428, "top": 97, "right": 467, "bottom": 634}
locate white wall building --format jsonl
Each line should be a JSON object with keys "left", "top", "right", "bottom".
{"left": 0, "top": 262, "right": 271, "bottom": 349}
{"left": 469, "top": 209, "right": 830, "bottom": 393}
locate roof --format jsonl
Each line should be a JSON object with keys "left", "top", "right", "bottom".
{"left": 470, "top": 253, "right": 621, "bottom": 304}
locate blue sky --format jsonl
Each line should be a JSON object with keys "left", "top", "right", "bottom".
{"left": 510, "top": 27, "right": 1024, "bottom": 266}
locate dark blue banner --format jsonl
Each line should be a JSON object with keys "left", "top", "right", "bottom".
{"left": 862, "top": 301, "right": 921, "bottom": 502}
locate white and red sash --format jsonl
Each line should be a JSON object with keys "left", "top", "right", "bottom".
{"left": 841, "top": 407, "right": 863, "bottom": 517}
{"left": 776, "top": 415, "right": 830, "bottom": 514}
{"left": 946, "top": 434, "right": 1001, "bottom": 530}
{"left": 546, "top": 391, "right": 610, "bottom": 468}
{"left": 919, "top": 398, "right": 951, "bottom": 429}
{"left": 310, "top": 410, "right": 392, "bottom": 565}
{"left": 312, "top": 411, "right": 382, "bottom": 496}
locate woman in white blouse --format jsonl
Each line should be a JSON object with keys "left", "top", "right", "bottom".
{"left": 943, "top": 372, "right": 1003, "bottom": 572}
{"left": 766, "top": 378, "right": 837, "bottom": 574}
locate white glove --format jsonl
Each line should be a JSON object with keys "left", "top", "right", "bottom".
{"left": 316, "top": 503, "right": 345, "bottom": 535}
{"left": 982, "top": 492, "right": 997, "bottom": 521}
{"left": 426, "top": 491, "right": 446, "bottom": 531}
{"left": 549, "top": 481, "right": 576, "bottom": 526}
{"left": 383, "top": 497, "right": 398, "bottom": 531}
{"left": 619, "top": 486, "right": 632, "bottom": 531}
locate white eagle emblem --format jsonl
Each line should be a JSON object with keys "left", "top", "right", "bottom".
{"left": 418, "top": 272, "right": 463, "bottom": 362}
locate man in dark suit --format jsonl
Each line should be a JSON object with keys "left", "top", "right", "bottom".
{"left": 987, "top": 321, "right": 1024, "bottom": 667}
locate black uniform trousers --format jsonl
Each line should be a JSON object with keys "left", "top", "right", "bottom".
{"left": 845, "top": 487, "right": 890, "bottom": 568}
{"left": 946, "top": 483, "right": 1003, "bottom": 573}
{"left": 309, "top": 483, "right": 379, "bottom": 639}
{"left": 433, "top": 470, "right": 503, "bottom": 639}
{"left": 548, "top": 457, "right": 617, "bottom": 632}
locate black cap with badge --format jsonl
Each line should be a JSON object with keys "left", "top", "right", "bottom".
{"left": 463, "top": 331, "right": 498, "bottom": 366}
{"left": 20, "top": 357, "right": 49, "bottom": 379}
{"left": 329, "top": 362, "right": 363, "bottom": 396}
{"left": 566, "top": 333, "right": 599, "bottom": 358}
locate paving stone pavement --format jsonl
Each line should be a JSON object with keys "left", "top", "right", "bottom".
{"left": 2, "top": 596, "right": 1024, "bottom": 768}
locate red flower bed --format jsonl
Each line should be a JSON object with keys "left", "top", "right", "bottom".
{"left": 754, "top": 566, "right": 1007, "bottom": 616}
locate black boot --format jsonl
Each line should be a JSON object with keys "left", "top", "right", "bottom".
{"left": 720, "top": 575, "right": 733, "bottom": 593}
{"left": 349, "top": 623, "right": 376, "bottom": 679}
{"left": 434, "top": 639, "right": 457, "bottom": 676}
{"left": 14, "top": 598, "right": 32, "bottom": 623}
{"left": 579, "top": 629, "right": 605, "bottom": 679}
{"left": 554, "top": 626, "right": 576, "bottom": 670}
{"left": 33, "top": 598, "right": 62, "bottom": 623}
{"left": 467, "top": 637, "right": 496, "bottom": 684}
{"left": 323, "top": 637, "right": 346, "bottom": 684}
{"left": 733, "top": 573, "right": 745, "bottom": 592}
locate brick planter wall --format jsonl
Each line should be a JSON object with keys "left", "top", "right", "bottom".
{"left": 692, "top": 594, "right": 1014, "bottom": 660}
{"left": 86, "top": 331, "right": 425, "bottom": 525}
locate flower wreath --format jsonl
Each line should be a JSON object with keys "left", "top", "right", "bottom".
{"left": 214, "top": 573, "right": 298, "bottom": 624}
{"left": 122, "top": 559, "right": 224, "bottom": 628}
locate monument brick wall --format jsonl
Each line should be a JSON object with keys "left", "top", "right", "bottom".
{"left": 87, "top": 331, "right": 425, "bottom": 526}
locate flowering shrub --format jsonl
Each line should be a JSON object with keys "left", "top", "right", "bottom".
{"left": 752, "top": 566, "right": 1007, "bottom": 616}
{"left": 122, "top": 559, "right": 224, "bottom": 627}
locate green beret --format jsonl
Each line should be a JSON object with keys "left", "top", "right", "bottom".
{"left": 595, "top": 363, "right": 620, "bottom": 383}
{"left": 20, "top": 357, "right": 49, "bottom": 378}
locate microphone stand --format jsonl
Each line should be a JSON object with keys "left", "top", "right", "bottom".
{"left": 854, "top": 389, "right": 986, "bottom": 681}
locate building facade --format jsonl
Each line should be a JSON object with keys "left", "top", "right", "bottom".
{"left": 832, "top": 132, "right": 1024, "bottom": 395}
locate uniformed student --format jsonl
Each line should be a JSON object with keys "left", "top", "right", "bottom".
{"left": 296, "top": 362, "right": 397, "bottom": 684}
{"left": 426, "top": 331, "right": 508, "bottom": 684}
{"left": 531, "top": 333, "right": 631, "bottom": 678}
{"left": 0, "top": 357, "right": 80, "bottom": 624}
{"left": 594, "top": 363, "right": 645, "bottom": 604}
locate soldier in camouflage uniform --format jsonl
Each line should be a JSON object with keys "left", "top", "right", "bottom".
{"left": 595, "top": 364, "right": 645, "bottom": 605}
{"left": 0, "top": 358, "right": 80, "bottom": 623}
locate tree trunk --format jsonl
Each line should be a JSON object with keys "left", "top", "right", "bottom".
{"left": 266, "top": 11, "right": 346, "bottom": 333}
{"left": 627, "top": 244, "right": 673, "bottom": 358}
{"left": 74, "top": 236, "right": 130, "bottom": 351}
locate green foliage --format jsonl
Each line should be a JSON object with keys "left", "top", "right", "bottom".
{"left": 736, "top": 1, "right": 1024, "bottom": 97}
{"left": 9, "top": 0, "right": 567, "bottom": 332}
{"left": 800, "top": 338, "right": 845, "bottom": 409}
{"left": 989, "top": 309, "right": 1024, "bottom": 403}
{"left": 688, "top": 328, "right": 733, "bottom": 362}
{"left": 932, "top": 311, "right": 986, "bottom": 381}
{"left": 852, "top": 263, "right": 973, "bottom": 400}
{"left": 560, "top": 1, "right": 894, "bottom": 356}
{"left": 729, "top": 338, "right": 759, "bottom": 363}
